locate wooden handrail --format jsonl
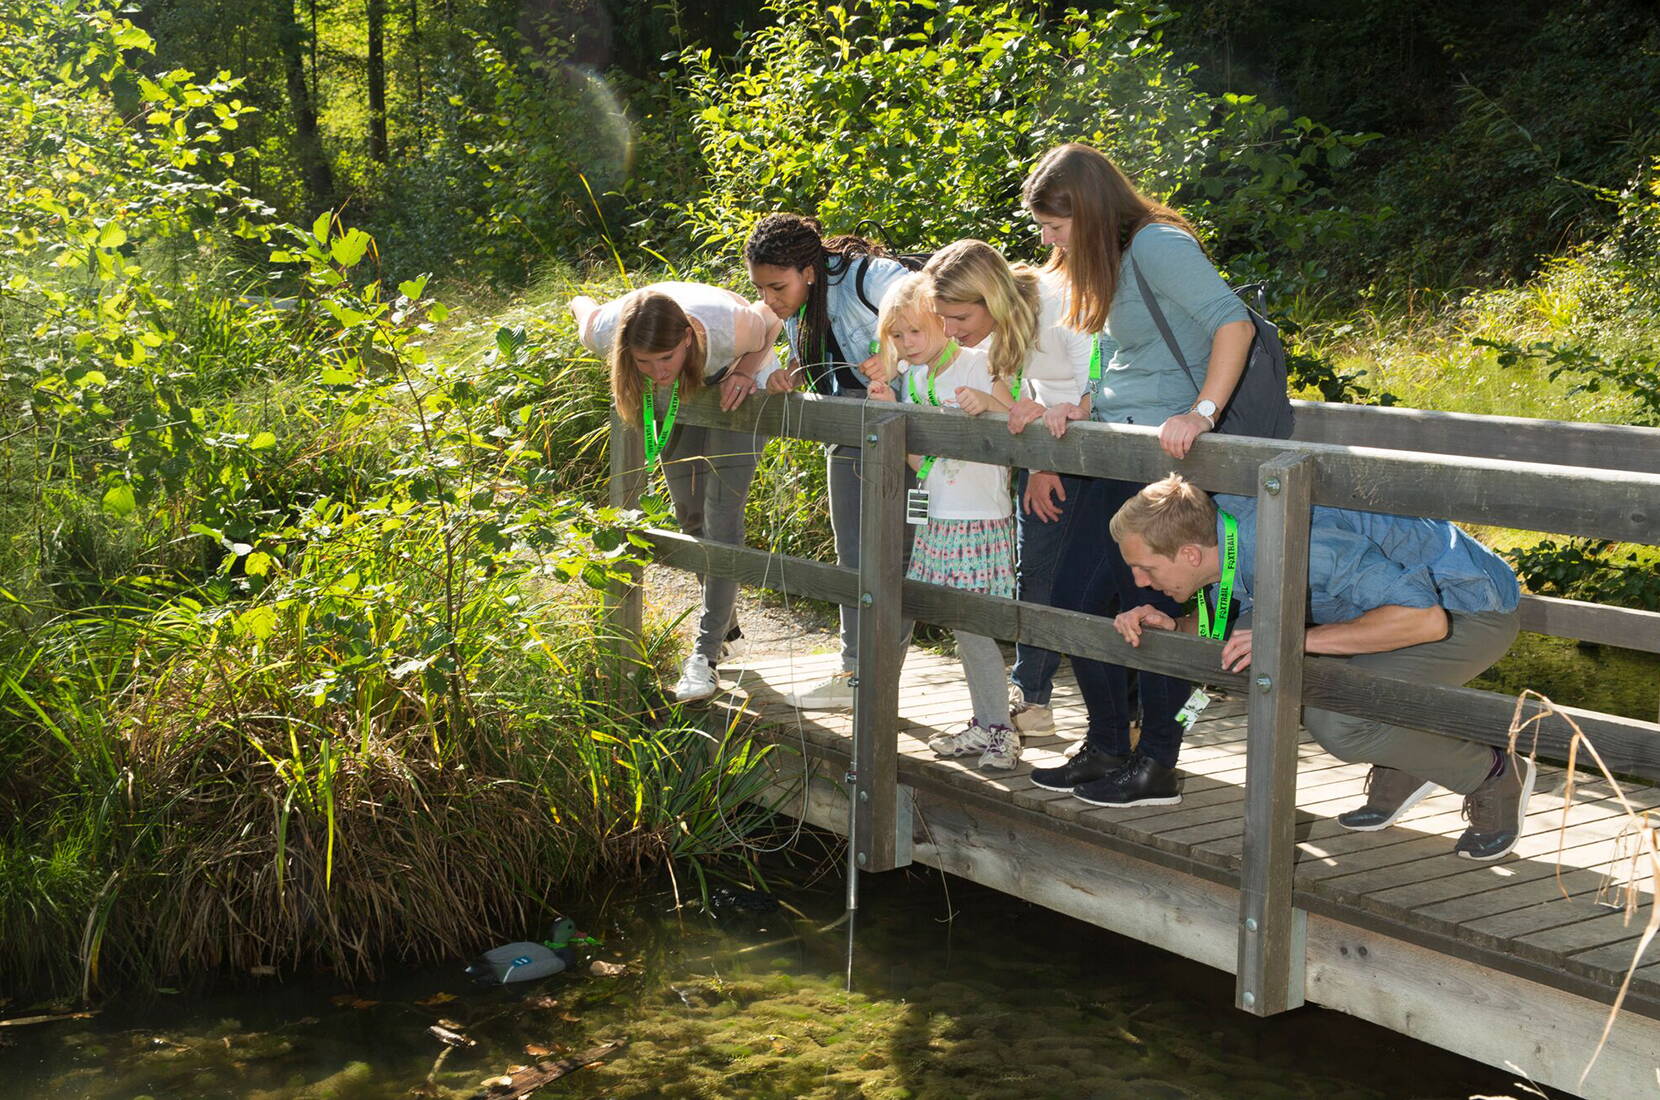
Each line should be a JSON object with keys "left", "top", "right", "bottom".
{"left": 676, "top": 390, "right": 1660, "bottom": 545}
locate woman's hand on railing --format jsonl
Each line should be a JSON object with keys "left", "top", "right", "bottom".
{"left": 718, "top": 370, "right": 759, "bottom": 411}
{"left": 867, "top": 380, "right": 897, "bottom": 403}
{"left": 1022, "top": 471, "right": 1067, "bottom": 522}
{"left": 1114, "top": 604, "right": 1178, "bottom": 646}
{"left": 1042, "top": 402, "right": 1086, "bottom": 438}
{"left": 1158, "top": 411, "right": 1213, "bottom": 459}
{"left": 1006, "top": 397, "right": 1046, "bottom": 434}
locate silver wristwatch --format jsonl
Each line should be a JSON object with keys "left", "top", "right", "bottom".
{"left": 1192, "top": 399, "right": 1217, "bottom": 429}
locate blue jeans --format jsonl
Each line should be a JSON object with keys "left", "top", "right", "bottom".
{"left": 1052, "top": 476, "right": 1192, "bottom": 768}
{"left": 1010, "top": 469, "right": 1085, "bottom": 706}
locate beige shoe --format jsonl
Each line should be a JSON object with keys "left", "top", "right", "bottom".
{"left": 1010, "top": 686, "right": 1054, "bottom": 733}
{"left": 786, "top": 671, "right": 855, "bottom": 710}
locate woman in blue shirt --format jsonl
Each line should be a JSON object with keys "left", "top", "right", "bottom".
{"left": 744, "top": 214, "right": 912, "bottom": 710}
{"left": 1023, "top": 143, "right": 1257, "bottom": 809}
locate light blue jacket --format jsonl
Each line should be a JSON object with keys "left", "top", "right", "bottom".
{"left": 782, "top": 254, "right": 912, "bottom": 395}
{"left": 1212, "top": 494, "right": 1522, "bottom": 623}
{"left": 1090, "top": 224, "right": 1249, "bottom": 426}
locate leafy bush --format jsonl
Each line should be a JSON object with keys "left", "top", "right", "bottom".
{"left": 1505, "top": 540, "right": 1660, "bottom": 614}
{"left": 680, "top": 0, "right": 1375, "bottom": 299}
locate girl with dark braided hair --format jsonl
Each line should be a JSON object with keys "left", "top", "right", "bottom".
{"left": 744, "top": 213, "right": 912, "bottom": 710}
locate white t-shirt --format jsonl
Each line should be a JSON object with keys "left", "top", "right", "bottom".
{"left": 580, "top": 281, "right": 779, "bottom": 383}
{"left": 969, "top": 270, "right": 1095, "bottom": 407}
{"left": 900, "top": 345, "right": 1013, "bottom": 521}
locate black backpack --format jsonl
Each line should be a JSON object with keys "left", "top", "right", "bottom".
{"left": 847, "top": 220, "right": 932, "bottom": 314}
{"left": 1128, "top": 254, "right": 1295, "bottom": 440}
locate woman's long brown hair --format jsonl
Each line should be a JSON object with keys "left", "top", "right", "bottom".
{"left": 1022, "top": 142, "right": 1199, "bottom": 333}
{"left": 609, "top": 290, "right": 706, "bottom": 425}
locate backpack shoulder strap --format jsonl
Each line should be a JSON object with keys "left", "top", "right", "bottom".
{"left": 854, "top": 256, "right": 878, "bottom": 316}
{"left": 1128, "top": 252, "right": 1201, "bottom": 397}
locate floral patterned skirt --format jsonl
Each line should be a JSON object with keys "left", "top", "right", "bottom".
{"left": 906, "top": 516, "right": 1017, "bottom": 597}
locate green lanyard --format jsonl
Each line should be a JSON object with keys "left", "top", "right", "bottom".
{"left": 905, "top": 341, "right": 958, "bottom": 481}
{"left": 1014, "top": 333, "right": 1100, "bottom": 401}
{"left": 641, "top": 380, "right": 679, "bottom": 471}
{"left": 1196, "top": 511, "right": 1238, "bottom": 640}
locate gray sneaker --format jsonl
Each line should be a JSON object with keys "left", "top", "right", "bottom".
{"left": 977, "top": 725, "right": 1022, "bottom": 772}
{"left": 1454, "top": 754, "right": 1537, "bottom": 861}
{"left": 928, "top": 719, "right": 992, "bottom": 759}
{"left": 1337, "top": 766, "right": 1435, "bottom": 831}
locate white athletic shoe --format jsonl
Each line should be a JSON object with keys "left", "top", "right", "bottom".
{"left": 928, "top": 719, "right": 993, "bottom": 759}
{"left": 978, "top": 725, "right": 1022, "bottom": 771}
{"left": 673, "top": 653, "right": 719, "bottom": 703}
{"left": 786, "top": 671, "right": 855, "bottom": 710}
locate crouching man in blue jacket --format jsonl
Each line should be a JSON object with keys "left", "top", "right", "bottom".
{"left": 1109, "top": 473, "right": 1530, "bottom": 861}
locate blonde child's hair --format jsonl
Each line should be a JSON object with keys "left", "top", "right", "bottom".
{"left": 1109, "top": 474, "right": 1219, "bottom": 558}
{"left": 922, "top": 239, "right": 1040, "bottom": 382}
{"left": 875, "top": 272, "right": 946, "bottom": 379}
{"left": 609, "top": 290, "right": 706, "bottom": 425}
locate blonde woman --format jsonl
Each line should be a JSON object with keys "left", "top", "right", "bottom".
{"left": 912, "top": 240, "right": 1096, "bottom": 737}
{"left": 569, "top": 283, "right": 780, "bottom": 702}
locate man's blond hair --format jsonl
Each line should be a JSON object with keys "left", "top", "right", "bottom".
{"left": 1110, "top": 474, "right": 1218, "bottom": 558}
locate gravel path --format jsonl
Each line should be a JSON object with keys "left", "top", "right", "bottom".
{"left": 643, "top": 562, "right": 841, "bottom": 664}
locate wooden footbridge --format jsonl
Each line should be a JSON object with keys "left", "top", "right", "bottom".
{"left": 603, "top": 389, "right": 1660, "bottom": 1098}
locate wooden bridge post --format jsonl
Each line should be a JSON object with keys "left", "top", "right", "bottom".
{"left": 1236, "top": 452, "right": 1315, "bottom": 1015}
{"left": 851, "top": 411, "right": 911, "bottom": 872}
{"left": 602, "top": 409, "right": 645, "bottom": 698}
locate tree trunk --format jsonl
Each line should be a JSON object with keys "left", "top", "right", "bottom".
{"left": 280, "top": 0, "right": 335, "bottom": 212}
{"left": 367, "top": 0, "right": 388, "bottom": 162}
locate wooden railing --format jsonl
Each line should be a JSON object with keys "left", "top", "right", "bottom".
{"left": 604, "top": 390, "right": 1660, "bottom": 1018}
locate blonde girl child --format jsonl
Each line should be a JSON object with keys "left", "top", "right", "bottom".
{"left": 867, "top": 274, "right": 1022, "bottom": 772}
{"left": 569, "top": 283, "right": 781, "bottom": 703}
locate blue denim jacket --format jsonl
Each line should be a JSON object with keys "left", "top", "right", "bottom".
{"left": 782, "top": 254, "right": 912, "bottom": 395}
{"left": 1212, "top": 494, "right": 1521, "bottom": 623}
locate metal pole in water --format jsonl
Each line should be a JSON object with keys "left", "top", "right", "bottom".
{"left": 843, "top": 753, "right": 859, "bottom": 991}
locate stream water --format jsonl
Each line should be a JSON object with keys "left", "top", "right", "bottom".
{"left": 0, "top": 854, "right": 1548, "bottom": 1099}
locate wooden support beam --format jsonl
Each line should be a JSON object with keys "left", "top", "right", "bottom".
{"left": 1517, "top": 594, "right": 1660, "bottom": 655}
{"left": 852, "top": 412, "right": 908, "bottom": 872}
{"left": 1237, "top": 453, "right": 1315, "bottom": 1016}
{"left": 602, "top": 410, "right": 644, "bottom": 697}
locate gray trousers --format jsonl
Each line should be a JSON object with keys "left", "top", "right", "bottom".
{"left": 956, "top": 631, "right": 1012, "bottom": 728}
{"left": 661, "top": 423, "right": 760, "bottom": 663}
{"left": 1301, "top": 608, "right": 1520, "bottom": 795}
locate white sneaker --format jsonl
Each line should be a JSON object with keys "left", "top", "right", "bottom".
{"left": 673, "top": 653, "right": 719, "bottom": 703}
{"left": 978, "top": 725, "right": 1022, "bottom": 771}
{"left": 927, "top": 719, "right": 992, "bottom": 759}
{"left": 786, "top": 671, "right": 855, "bottom": 710}
{"left": 1009, "top": 685, "right": 1055, "bottom": 734}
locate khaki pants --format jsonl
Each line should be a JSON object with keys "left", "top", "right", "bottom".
{"left": 1300, "top": 608, "right": 1520, "bottom": 794}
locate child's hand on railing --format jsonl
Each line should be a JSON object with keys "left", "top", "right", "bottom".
{"left": 867, "top": 380, "right": 897, "bottom": 402}
{"left": 955, "top": 386, "right": 995, "bottom": 415}
{"left": 861, "top": 354, "right": 896, "bottom": 384}
{"left": 1007, "top": 397, "right": 1046, "bottom": 433}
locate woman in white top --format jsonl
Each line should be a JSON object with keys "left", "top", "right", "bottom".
{"left": 917, "top": 240, "right": 1096, "bottom": 736}
{"left": 569, "top": 282, "right": 781, "bottom": 702}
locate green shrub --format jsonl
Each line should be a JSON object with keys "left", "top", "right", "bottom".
{"left": 680, "top": 0, "right": 1375, "bottom": 300}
